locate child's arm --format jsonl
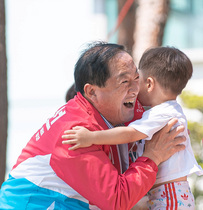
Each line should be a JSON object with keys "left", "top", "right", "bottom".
{"left": 62, "top": 126, "right": 147, "bottom": 150}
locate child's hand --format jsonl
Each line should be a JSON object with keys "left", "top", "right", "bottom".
{"left": 62, "top": 126, "right": 93, "bottom": 150}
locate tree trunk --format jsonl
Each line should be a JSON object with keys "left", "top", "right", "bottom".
{"left": 117, "top": 0, "right": 137, "bottom": 55}
{"left": 133, "top": 0, "right": 170, "bottom": 64}
{"left": 0, "top": 0, "right": 8, "bottom": 187}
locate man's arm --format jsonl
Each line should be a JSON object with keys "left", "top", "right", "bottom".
{"left": 51, "top": 144, "right": 158, "bottom": 210}
{"left": 52, "top": 119, "right": 185, "bottom": 209}
{"left": 62, "top": 126, "right": 147, "bottom": 150}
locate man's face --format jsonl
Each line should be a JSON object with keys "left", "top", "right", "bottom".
{"left": 93, "top": 52, "right": 139, "bottom": 126}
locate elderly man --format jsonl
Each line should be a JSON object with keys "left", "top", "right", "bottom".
{"left": 0, "top": 42, "right": 185, "bottom": 209}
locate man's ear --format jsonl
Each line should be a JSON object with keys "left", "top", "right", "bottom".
{"left": 84, "top": 83, "right": 97, "bottom": 102}
{"left": 147, "top": 77, "right": 155, "bottom": 92}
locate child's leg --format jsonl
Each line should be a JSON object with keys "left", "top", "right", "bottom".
{"left": 147, "top": 181, "right": 195, "bottom": 210}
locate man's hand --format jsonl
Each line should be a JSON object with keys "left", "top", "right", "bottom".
{"left": 142, "top": 118, "right": 186, "bottom": 166}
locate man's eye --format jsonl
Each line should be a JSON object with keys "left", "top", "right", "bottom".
{"left": 122, "top": 80, "right": 128, "bottom": 84}
{"left": 135, "top": 75, "right": 139, "bottom": 80}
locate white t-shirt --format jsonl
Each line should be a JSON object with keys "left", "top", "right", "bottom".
{"left": 129, "top": 100, "right": 203, "bottom": 185}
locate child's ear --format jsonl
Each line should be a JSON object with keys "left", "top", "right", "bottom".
{"left": 147, "top": 77, "right": 155, "bottom": 92}
{"left": 84, "top": 83, "right": 97, "bottom": 102}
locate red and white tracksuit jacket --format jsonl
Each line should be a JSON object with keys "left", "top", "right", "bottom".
{"left": 0, "top": 92, "right": 158, "bottom": 210}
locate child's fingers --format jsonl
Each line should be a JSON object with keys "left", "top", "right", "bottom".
{"left": 62, "top": 134, "right": 77, "bottom": 139}
{"left": 68, "top": 144, "right": 80, "bottom": 151}
{"left": 62, "top": 139, "right": 77, "bottom": 145}
{"left": 63, "top": 126, "right": 85, "bottom": 135}
{"left": 64, "top": 130, "right": 76, "bottom": 134}
{"left": 72, "top": 126, "right": 84, "bottom": 130}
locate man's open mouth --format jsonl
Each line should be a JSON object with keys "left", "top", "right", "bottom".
{"left": 124, "top": 101, "right": 134, "bottom": 108}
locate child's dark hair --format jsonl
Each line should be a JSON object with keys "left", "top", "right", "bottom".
{"left": 138, "top": 46, "right": 193, "bottom": 95}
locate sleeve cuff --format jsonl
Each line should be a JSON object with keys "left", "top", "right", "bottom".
{"left": 136, "top": 156, "right": 158, "bottom": 172}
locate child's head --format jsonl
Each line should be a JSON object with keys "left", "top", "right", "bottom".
{"left": 137, "top": 46, "right": 193, "bottom": 106}
{"left": 138, "top": 46, "right": 193, "bottom": 95}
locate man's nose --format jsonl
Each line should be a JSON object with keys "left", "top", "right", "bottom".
{"left": 129, "top": 80, "right": 139, "bottom": 95}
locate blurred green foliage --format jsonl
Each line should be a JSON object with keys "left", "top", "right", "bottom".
{"left": 180, "top": 91, "right": 203, "bottom": 205}
{"left": 181, "top": 91, "right": 203, "bottom": 113}
{"left": 180, "top": 91, "right": 203, "bottom": 165}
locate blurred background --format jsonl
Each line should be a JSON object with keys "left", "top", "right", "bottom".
{"left": 0, "top": 0, "right": 203, "bottom": 208}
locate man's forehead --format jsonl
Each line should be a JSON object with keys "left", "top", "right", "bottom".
{"left": 116, "top": 67, "right": 138, "bottom": 78}
{"left": 109, "top": 55, "right": 137, "bottom": 75}
{"left": 113, "top": 62, "right": 138, "bottom": 77}
{"left": 114, "top": 53, "right": 134, "bottom": 64}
